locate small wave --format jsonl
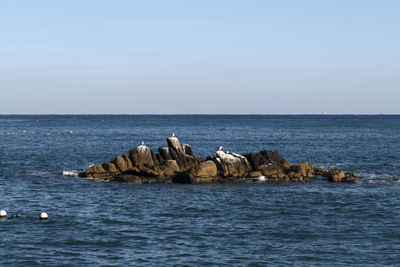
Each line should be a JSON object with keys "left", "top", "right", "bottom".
{"left": 62, "top": 170, "right": 80, "bottom": 177}
{"left": 30, "top": 171, "right": 51, "bottom": 177}
{"left": 316, "top": 163, "right": 345, "bottom": 170}
{"left": 357, "top": 173, "right": 400, "bottom": 185}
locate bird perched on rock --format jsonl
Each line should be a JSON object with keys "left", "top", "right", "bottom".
{"left": 218, "top": 146, "right": 223, "bottom": 151}
{"left": 171, "top": 133, "right": 175, "bottom": 137}
{"left": 141, "top": 141, "right": 145, "bottom": 145}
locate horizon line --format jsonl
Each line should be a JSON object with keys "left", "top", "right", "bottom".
{"left": 0, "top": 113, "right": 399, "bottom": 116}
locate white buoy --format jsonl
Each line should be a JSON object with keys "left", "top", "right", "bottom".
{"left": 40, "top": 212, "right": 48, "bottom": 220}
{"left": 0, "top": 209, "right": 7, "bottom": 217}
{"left": 257, "top": 175, "right": 266, "bottom": 182}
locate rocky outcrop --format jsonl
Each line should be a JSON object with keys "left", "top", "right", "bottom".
{"left": 80, "top": 136, "right": 357, "bottom": 184}
{"left": 214, "top": 151, "right": 251, "bottom": 177}
{"left": 327, "top": 170, "right": 357, "bottom": 183}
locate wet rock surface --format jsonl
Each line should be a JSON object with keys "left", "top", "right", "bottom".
{"left": 80, "top": 136, "right": 357, "bottom": 184}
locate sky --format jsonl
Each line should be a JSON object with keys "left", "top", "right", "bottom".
{"left": 1, "top": 0, "right": 399, "bottom": 114}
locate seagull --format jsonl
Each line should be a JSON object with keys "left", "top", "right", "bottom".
{"left": 218, "top": 146, "right": 223, "bottom": 151}
{"left": 171, "top": 133, "right": 175, "bottom": 137}
{"left": 226, "top": 150, "right": 229, "bottom": 153}
{"left": 141, "top": 141, "right": 145, "bottom": 145}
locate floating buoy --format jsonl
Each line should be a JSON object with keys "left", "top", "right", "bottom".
{"left": 68, "top": 130, "right": 73, "bottom": 134}
{"left": 40, "top": 212, "right": 48, "bottom": 220}
{"left": 257, "top": 175, "right": 266, "bottom": 182}
{"left": 0, "top": 209, "right": 7, "bottom": 217}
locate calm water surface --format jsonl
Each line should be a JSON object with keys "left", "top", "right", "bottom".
{"left": 1, "top": 115, "right": 400, "bottom": 266}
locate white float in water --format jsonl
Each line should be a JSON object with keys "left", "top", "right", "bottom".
{"left": 0, "top": 209, "right": 7, "bottom": 217}
{"left": 257, "top": 175, "right": 266, "bottom": 182}
{"left": 40, "top": 212, "right": 48, "bottom": 219}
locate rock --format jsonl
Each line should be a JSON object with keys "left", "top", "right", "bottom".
{"left": 83, "top": 164, "right": 110, "bottom": 178}
{"left": 292, "top": 162, "right": 314, "bottom": 178}
{"left": 114, "top": 175, "right": 142, "bottom": 184}
{"left": 80, "top": 135, "right": 357, "bottom": 184}
{"left": 167, "top": 137, "right": 183, "bottom": 153}
{"left": 161, "top": 160, "right": 180, "bottom": 176}
{"left": 129, "top": 144, "right": 155, "bottom": 169}
{"left": 328, "top": 170, "right": 346, "bottom": 182}
{"left": 166, "top": 137, "right": 198, "bottom": 171}
{"left": 258, "top": 164, "right": 286, "bottom": 179}
{"left": 315, "top": 167, "right": 327, "bottom": 176}
{"left": 343, "top": 172, "right": 357, "bottom": 183}
{"left": 214, "top": 151, "right": 251, "bottom": 177}
{"left": 122, "top": 153, "right": 133, "bottom": 170}
{"left": 244, "top": 150, "right": 290, "bottom": 169}
{"left": 158, "top": 147, "right": 172, "bottom": 161}
{"left": 182, "top": 144, "right": 193, "bottom": 156}
{"left": 151, "top": 150, "right": 160, "bottom": 167}
{"left": 102, "top": 162, "right": 120, "bottom": 175}
{"left": 113, "top": 155, "right": 129, "bottom": 172}
{"left": 191, "top": 160, "right": 218, "bottom": 178}
{"left": 248, "top": 171, "right": 262, "bottom": 178}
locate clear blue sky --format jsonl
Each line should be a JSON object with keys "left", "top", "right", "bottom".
{"left": 1, "top": 0, "right": 399, "bottom": 114}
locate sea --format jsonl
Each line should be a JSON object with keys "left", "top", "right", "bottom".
{"left": 0, "top": 115, "right": 399, "bottom": 266}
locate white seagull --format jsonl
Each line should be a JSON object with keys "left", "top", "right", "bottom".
{"left": 218, "top": 146, "right": 223, "bottom": 151}
{"left": 171, "top": 133, "right": 175, "bottom": 137}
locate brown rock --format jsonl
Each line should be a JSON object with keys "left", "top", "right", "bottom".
{"left": 216, "top": 151, "right": 251, "bottom": 177}
{"left": 167, "top": 137, "right": 182, "bottom": 153}
{"left": 84, "top": 164, "right": 109, "bottom": 178}
{"left": 248, "top": 171, "right": 262, "bottom": 177}
{"left": 182, "top": 144, "right": 193, "bottom": 156}
{"left": 161, "top": 160, "right": 180, "bottom": 176}
{"left": 158, "top": 147, "right": 172, "bottom": 161}
{"left": 102, "top": 162, "right": 120, "bottom": 175}
{"left": 244, "top": 150, "right": 289, "bottom": 169}
{"left": 343, "top": 172, "right": 357, "bottom": 183}
{"left": 165, "top": 137, "right": 198, "bottom": 171}
{"left": 113, "top": 155, "right": 129, "bottom": 172}
{"left": 191, "top": 160, "right": 218, "bottom": 178}
{"left": 79, "top": 136, "right": 357, "bottom": 184}
{"left": 129, "top": 145, "right": 155, "bottom": 169}
{"left": 296, "top": 162, "right": 314, "bottom": 177}
{"left": 328, "top": 170, "right": 345, "bottom": 182}
{"left": 315, "top": 167, "right": 327, "bottom": 176}
{"left": 122, "top": 153, "right": 133, "bottom": 170}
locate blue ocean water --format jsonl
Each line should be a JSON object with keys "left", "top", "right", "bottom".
{"left": 0, "top": 115, "right": 400, "bottom": 266}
